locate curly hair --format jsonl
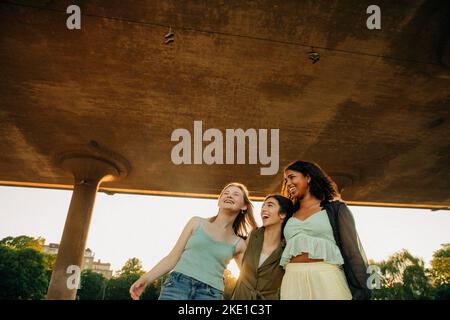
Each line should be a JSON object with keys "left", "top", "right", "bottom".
{"left": 281, "top": 161, "right": 338, "bottom": 211}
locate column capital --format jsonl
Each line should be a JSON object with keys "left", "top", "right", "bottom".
{"left": 54, "top": 140, "right": 130, "bottom": 184}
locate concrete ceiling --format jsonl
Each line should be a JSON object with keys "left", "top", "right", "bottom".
{"left": 1, "top": 0, "right": 449, "bottom": 208}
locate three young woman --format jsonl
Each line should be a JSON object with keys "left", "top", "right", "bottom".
{"left": 130, "top": 160, "right": 370, "bottom": 300}
{"left": 129, "top": 182, "right": 257, "bottom": 300}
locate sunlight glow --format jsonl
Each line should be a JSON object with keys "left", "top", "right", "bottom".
{"left": 227, "top": 259, "right": 240, "bottom": 279}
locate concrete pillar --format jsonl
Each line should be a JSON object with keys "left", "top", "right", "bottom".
{"left": 46, "top": 149, "right": 129, "bottom": 300}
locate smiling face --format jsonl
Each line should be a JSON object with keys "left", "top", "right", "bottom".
{"left": 284, "top": 169, "right": 310, "bottom": 200}
{"left": 261, "top": 197, "right": 286, "bottom": 228}
{"left": 219, "top": 185, "right": 247, "bottom": 213}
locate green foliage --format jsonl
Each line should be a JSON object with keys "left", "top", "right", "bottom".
{"left": 371, "top": 249, "right": 433, "bottom": 300}
{"left": 428, "top": 245, "right": 450, "bottom": 299}
{"left": 42, "top": 252, "right": 56, "bottom": 284}
{"left": 140, "top": 278, "right": 162, "bottom": 300}
{"left": 0, "top": 236, "right": 164, "bottom": 300}
{"left": 116, "top": 258, "right": 144, "bottom": 277}
{"left": 3, "top": 234, "right": 445, "bottom": 300}
{"left": 0, "top": 245, "right": 48, "bottom": 299}
{"left": 429, "top": 245, "right": 450, "bottom": 287}
{"left": 433, "top": 245, "right": 450, "bottom": 258}
{"left": 0, "top": 235, "right": 45, "bottom": 251}
{"left": 77, "top": 270, "right": 107, "bottom": 300}
{"left": 105, "top": 273, "right": 141, "bottom": 300}
{"left": 432, "top": 284, "right": 450, "bottom": 300}
{"left": 105, "top": 258, "right": 147, "bottom": 300}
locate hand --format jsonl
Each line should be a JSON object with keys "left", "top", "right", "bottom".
{"left": 129, "top": 277, "right": 148, "bottom": 300}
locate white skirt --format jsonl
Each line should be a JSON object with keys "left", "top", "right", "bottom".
{"left": 280, "top": 262, "right": 352, "bottom": 300}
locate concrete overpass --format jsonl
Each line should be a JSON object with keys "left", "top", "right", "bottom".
{"left": 0, "top": 0, "right": 449, "bottom": 299}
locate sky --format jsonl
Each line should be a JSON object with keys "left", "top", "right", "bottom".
{"left": 1, "top": 185, "right": 449, "bottom": 278}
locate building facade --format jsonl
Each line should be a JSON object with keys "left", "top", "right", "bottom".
{"left": 43, "top": 243, "right": 113, "bottom": 279}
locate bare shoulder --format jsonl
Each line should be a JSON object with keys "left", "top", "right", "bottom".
{"left": 185, "top": 216, "right": 204, "bottom": 231}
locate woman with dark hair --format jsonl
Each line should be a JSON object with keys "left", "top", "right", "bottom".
{"left": 280, "top": 161, "right": 371, "bottom": 300}
{"left": 129, "top": 182, "right": 257, "bottom": 300}
{"left": 231, "top": 194, "right": 294, "bottom": 300}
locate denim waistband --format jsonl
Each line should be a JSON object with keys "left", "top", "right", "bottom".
{"left": 170, "top": 271, "right": 218, "bottom": 290}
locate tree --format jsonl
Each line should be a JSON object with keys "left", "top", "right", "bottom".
{"left": 429, "top": 244, "right": 450, "bottom": 286}
{"left": 0, "top": 235, "right": 56, "bottom": 282}
{"left": 0, "top": 235, "right": 45, "bottom": 251}
{"left": 429, "top": 244, "right": 450, "bottom": 300}
{"left": 105, "top": 273, "right": 141, "bottom": 300}
{"left": 77, "top": 270, "right": 107, "bottom": 300}
{"left": 42, "top": 252, "right": 56, "bottom": 284}
{"left": 140, "top": 278, "right": 161, "bottom": 300}
{"left": 105, "top": 258, "right": 145, "bottom": 300}
{"left": 371, "top": 249, "right": 433, "bottom": 300}
{"left": 116, "top": 258, "right": 144, "bottom": 277}
{"left": 0, "top": 245, "right": 48, "bottom": 299}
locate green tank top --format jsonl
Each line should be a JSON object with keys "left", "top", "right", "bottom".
{"left": 173, "top": 219, "right": 241, "bottom": 291}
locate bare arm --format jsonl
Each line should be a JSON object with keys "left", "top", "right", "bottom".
{"left": 130, "top": 216, "right": 200, "bottom": 299}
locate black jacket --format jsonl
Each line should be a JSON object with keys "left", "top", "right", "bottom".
{"left": 323, "top": 201, "right": 372, "bottom": 300}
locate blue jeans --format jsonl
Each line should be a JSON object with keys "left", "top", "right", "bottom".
{"left": 158, "top": 271, "right": 224, "bottom": 300}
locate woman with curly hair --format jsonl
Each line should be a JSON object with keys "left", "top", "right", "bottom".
{"left": 280, "top": 161, "right": 371, "bottom": 300}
